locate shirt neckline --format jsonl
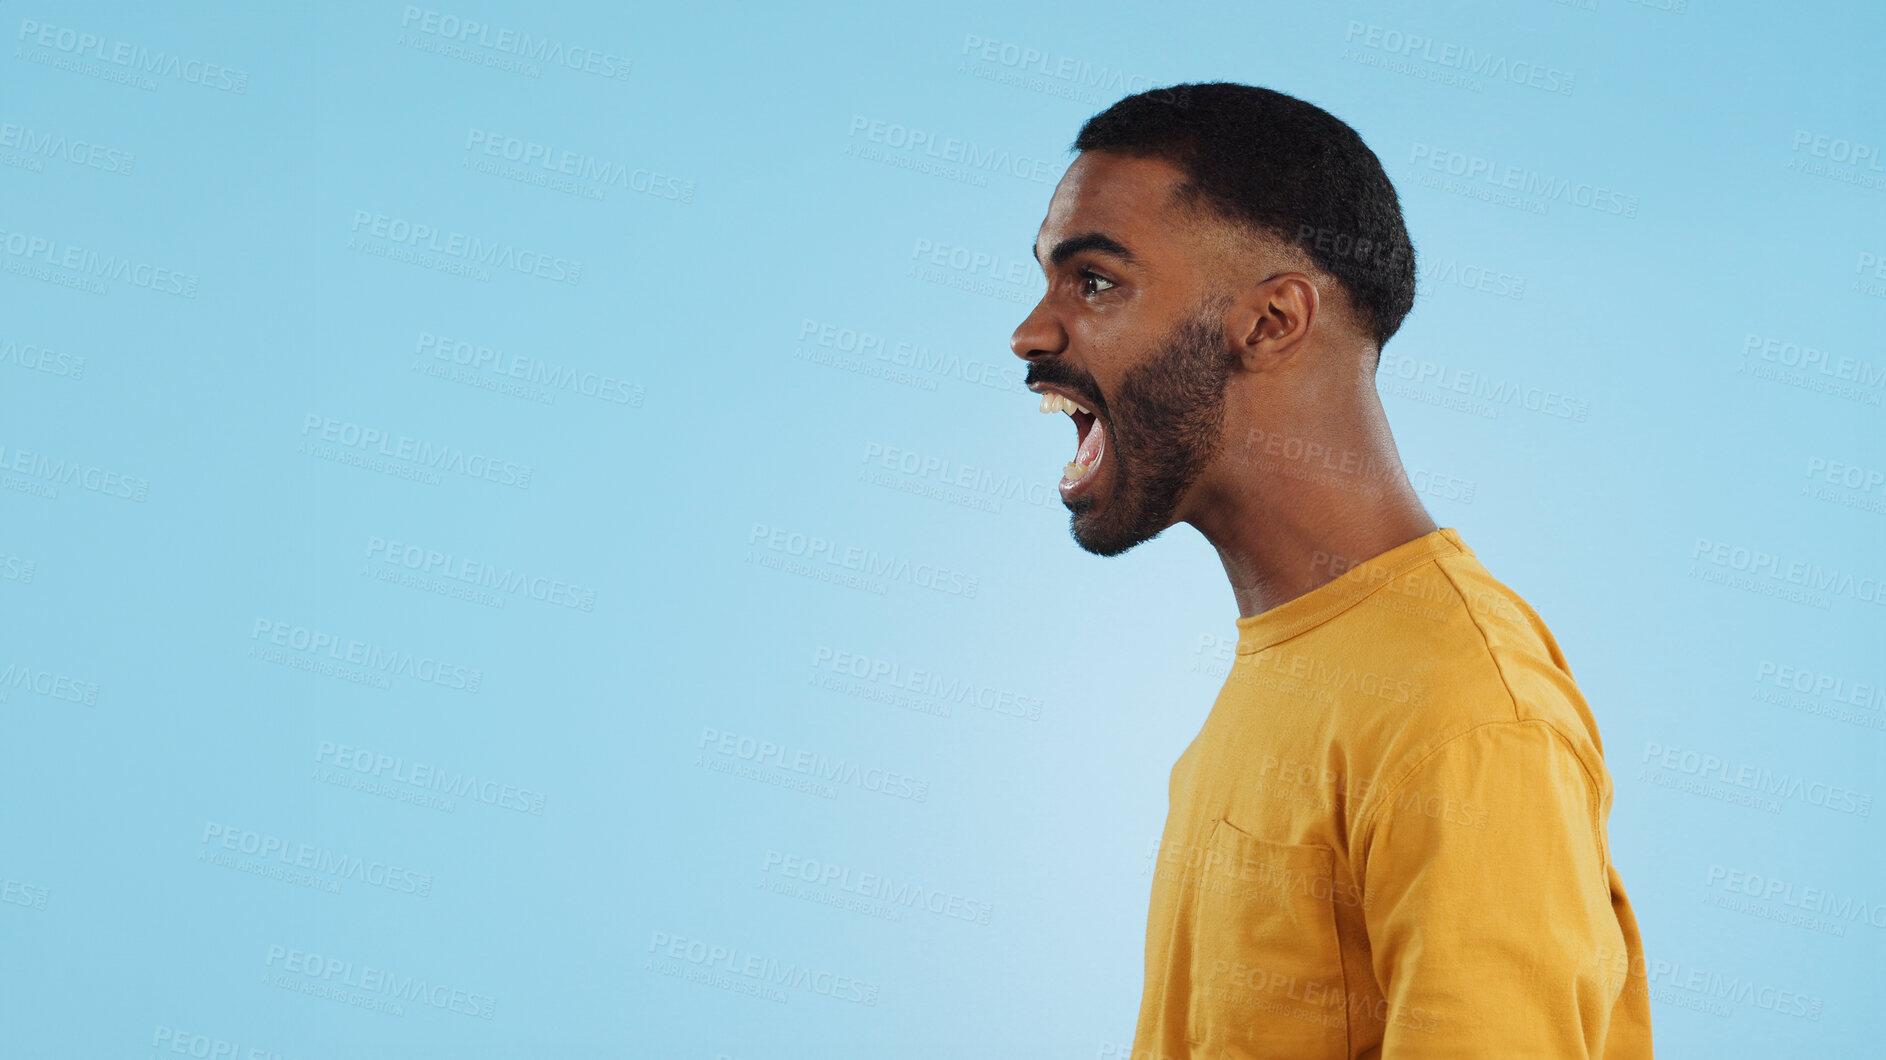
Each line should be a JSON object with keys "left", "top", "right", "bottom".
{"left": 1233, "top": 527, "right": 1470, "bottom": 655}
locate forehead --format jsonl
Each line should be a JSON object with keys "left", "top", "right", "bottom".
{"left": 1035, "top": 151, "right": 1193, "bottom": 263}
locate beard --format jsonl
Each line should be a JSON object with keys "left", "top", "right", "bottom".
{"left": 1027, "top": 298, "right": 1236, "bottom": 556}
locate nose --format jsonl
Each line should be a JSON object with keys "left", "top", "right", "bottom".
{"left": 1010, "top": 299, "right": 1065, "bottom": 363}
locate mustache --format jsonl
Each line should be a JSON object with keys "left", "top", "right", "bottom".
{"left": 1023, "top": 361, "right": 1106, "bottom": 418}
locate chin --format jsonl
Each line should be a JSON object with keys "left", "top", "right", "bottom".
{"left": 1069, "top": 499, "right": 1169, "bottom": 557}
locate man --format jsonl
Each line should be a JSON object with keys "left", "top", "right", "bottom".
{"left": 1010, "top": 83, "right": 1654, "bottom": 1058}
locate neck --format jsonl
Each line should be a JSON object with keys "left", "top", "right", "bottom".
{"left": 1183, "top": 382, "right": 1437, "bottom": 619}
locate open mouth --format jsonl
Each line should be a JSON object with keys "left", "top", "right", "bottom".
{"left": 1037, "top": 390, "right": 1108, "bottom": 497}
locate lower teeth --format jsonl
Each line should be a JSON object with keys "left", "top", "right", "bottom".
{"left": 1064, "top": 460, "right": 1091, "bottom": 481}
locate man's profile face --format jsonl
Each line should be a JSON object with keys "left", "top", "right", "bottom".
{"left": 1013, "top": 151, "right": 1238, "bottom": 556}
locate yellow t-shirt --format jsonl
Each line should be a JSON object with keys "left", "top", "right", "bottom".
{"left": 1131, "top": 527, "right": 1653, "bottom": 1059}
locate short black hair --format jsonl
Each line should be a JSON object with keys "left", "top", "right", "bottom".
{"left": 1072, "top": 82, "right": 1416, "bottom": 351}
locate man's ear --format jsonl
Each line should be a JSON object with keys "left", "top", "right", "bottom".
{"left": 1230, "top": 272, "right": 1319, "bottom": 373}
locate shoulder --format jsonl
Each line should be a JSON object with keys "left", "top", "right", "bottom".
{"left": 1426, "top": 552, "right": 1603, "bottom": 748}
{"left": 1342, "top": 553, "right": 1613, "bottom": 835}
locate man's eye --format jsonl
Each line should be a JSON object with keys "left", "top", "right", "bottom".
{"left": 1079, "top": 269, "right": 1116, "bottom": 297}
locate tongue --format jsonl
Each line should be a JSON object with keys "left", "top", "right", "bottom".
{"left": 1066, "top": 416, "right": 1106, "bottom": 479}
{"left": 1076, "top": 416, "right": 1105, "bottom": 465}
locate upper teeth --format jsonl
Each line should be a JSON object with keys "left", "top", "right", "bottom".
{"left": 1038, "top": 392, "right": 1092, "bottom": 416}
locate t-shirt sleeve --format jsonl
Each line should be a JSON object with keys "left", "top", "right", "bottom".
{"left": 1358, "top": 719, "right": 1629, "bottom": 1057}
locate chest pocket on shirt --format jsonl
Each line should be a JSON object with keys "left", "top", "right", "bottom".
{"left": 1182, "top": 818, "right": 1348, "bottom": 1059}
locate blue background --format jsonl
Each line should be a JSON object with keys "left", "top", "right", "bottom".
{"left": 2, "top": 0, "right": 1882, "bottom": 1056}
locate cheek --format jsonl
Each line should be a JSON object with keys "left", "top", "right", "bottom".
{"left": 1079, "top": 314, "right": 1143, "bottom": 354}
{"left": 1071, "top": 330, "right": 1144, "bottom": 398}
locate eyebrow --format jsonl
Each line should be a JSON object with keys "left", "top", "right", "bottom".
{"left": 1033, "top": 231, "right": 1141, "bottom": 269}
